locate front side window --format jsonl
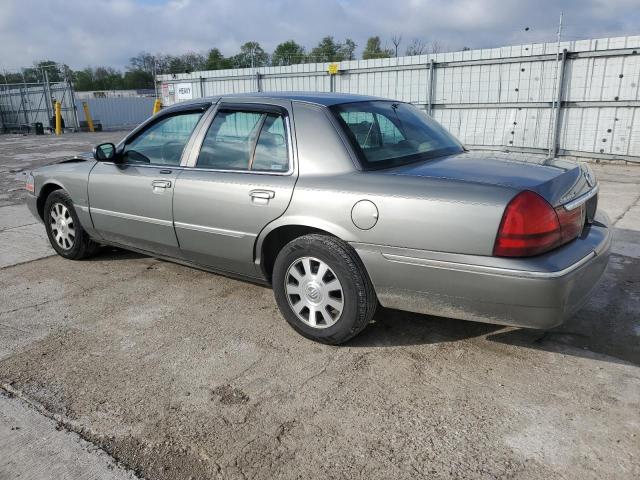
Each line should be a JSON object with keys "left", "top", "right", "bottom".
{"left": 331, "top": 101, "right": 463, "bottom": 169}
{"left": 123, "top": 111, "right": 203, "bottom": 166}
{"left": 196, "top": 109, "right": 289, "bottom": 172}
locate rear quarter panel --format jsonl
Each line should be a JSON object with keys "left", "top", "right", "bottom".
{"left": 262, "top": 100, "right": 518, "bottom": 257}
{"left": 280, "top": 172, "right": 517, "bottom": 255}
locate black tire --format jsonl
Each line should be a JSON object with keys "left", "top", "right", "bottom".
{"left": 44, "top": 190, "right": 99, "bottom": 260}
{"left": 273, "top": 234, "right": 377, "bottom": 345}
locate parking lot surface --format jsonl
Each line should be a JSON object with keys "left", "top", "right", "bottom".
{"left": 0, "top": 132, "right": 639, "bottom": 479}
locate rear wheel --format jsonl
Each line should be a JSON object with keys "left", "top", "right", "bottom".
{"left": 44, "top": 190, "right": 99, "bottom": 260}
{"left": 273, "top": 234, "right": 377, "bottom": 344}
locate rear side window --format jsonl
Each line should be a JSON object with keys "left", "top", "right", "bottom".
{"left": 332, "top": 101, "right": 463, "bottom": 169}
{"left": 252, "top": 114, "right": 288, "bottom": 172}
{"left": 123, "top": 112, "right": 203, "bottom": 166}
{"left": 196, "top": 109, "right": 289, "bottom": 172}
{"left": 197, "top": 111, "right": 262, "bottom": 170}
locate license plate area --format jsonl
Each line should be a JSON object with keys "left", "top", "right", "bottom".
{"left": 585, "top": 193, "right": 598, "bottom": 224}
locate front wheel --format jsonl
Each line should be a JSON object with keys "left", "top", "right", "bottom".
{"left": 44, "top": 190, "right": 99, "bottom": 260}
{"left": 272, "top": 234, "right": 377, "bottom": 345}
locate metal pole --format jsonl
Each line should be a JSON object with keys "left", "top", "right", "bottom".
{"left": 549, "top": 49, "right": 568, "bottom": 158}
{"left": 67, "top": 76, "right": 81, "bottom": 130}
{"left": 427, "top": 59, "right": 435, "bottom": 116}
{"left": 153, "top": 57, "right": 159, "bottom": 99}
{"left": 19, "top": 86, "right": 29, "bottom": 124}
{"left": 43, "top": 70, "right": 53, "bottom": 129}
{"left": 548, "top": 11, "right": 564, "bottom": 157}
{"left": 255, "top": 72, "right": 262, "bottom": 92}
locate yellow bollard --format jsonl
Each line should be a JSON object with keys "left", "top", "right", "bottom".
{"left": 152, "top": 98, "right": 162, "bottom": 115}
{"left": 54, "top": 101, "right": 62, "bottom": 135}
{"left": 82, "top": 102, "right": 95, "bottom": 133}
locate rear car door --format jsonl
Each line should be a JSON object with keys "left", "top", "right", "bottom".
{"left": 88, "top": 106, "right": 208, "bottom": 257}
{"left": 173, "top": 99, "right": 297, "bottom": 277}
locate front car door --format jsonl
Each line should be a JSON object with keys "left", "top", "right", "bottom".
{"left": 172, "top": 99, "right": 297, "bottom": 277}
{"left": 88, "top": 105, "right": 209, "bottom": 257}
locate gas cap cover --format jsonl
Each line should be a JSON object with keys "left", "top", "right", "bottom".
{"left": 351, "top": 200, "right": 379, "bottom": 230}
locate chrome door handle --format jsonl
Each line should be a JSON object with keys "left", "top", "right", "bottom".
{"left": 249, "top": 189, "right": 275, "bottom": 205}
{"left": 152, "top": 180, "right": 172, "bottom": 189}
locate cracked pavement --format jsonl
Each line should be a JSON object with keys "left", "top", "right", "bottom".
{"left": 0, "top": 132, "right": 639, "bottom": 479}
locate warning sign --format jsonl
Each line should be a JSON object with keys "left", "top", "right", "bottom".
{"left": 327, "top": 63, "right": 339, "bottom": 75}
{"left": 175, "top": 83, "right": 193, "bottom": 101}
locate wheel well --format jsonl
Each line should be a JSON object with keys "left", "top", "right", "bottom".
{"left": 37, "top": 183, "right": 63, "bottom": 220}
{"left": 260, "top": 225, "right": 333, "bottom": 282}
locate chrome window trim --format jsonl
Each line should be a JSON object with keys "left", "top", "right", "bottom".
{"left": 90, "top": 207, "right": 173, "bottom": 227}
{"left": 381, "top": 251, "right": 597, "bottom": 279}
{"left": 89, "top": 163, "right": 294, "bottom": 177}
{"left": 563, "top": 185, "right": 599, "bottom": 211}
{"left": 173, "top": 221, "right": 254, "bottom": 238}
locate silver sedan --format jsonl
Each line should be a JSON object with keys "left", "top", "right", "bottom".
{"left": 25, "top": 93, "right": 610, "bottom": 344}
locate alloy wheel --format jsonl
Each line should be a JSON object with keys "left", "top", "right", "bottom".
{"left": 49, "top": 202, "right": 75, "bottom": 250}
{"left": 284, "top": 256, "right": 344, "bottom": 329}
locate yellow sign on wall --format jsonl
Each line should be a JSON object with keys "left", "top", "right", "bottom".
{"left": 327, "top": 63, "right": 339, "bottom": 75}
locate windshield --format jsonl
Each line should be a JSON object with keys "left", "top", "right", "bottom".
{"left": 331, "top": 101, "right": 463, "bottom": 169}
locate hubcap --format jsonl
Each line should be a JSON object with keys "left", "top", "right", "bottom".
{"left": 285, "top": 256, "right": 344, "bottom": 329}
{"left": 49, "top": 202, "right": 75, "bottom": 250}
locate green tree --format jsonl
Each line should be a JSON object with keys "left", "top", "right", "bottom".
{"left": 362, "top": 36, "right": 393, "bottom": 60}
{"left": 310, "top": 36, "right": 343, "bottom": 62}
{"left": 339, "top": 38, "right": 357, "bottom": 61}
{"left": 230, "top": 42, "right": 268, "bottom": 68}
{"left": 73, "top": 68, "right": 96, "bottom": 91}
{"left": 128, "top": 52, "right": 156, "bottom": 76}
{"left": 123, "top": 69, "right": 154, "bottom": 89}
{"left": 272, "top": 40, "right": 306, "bottom": 65}
{"left": 205, "top": 48, "right": 233, "bottom": 70}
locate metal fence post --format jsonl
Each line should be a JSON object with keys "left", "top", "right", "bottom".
{"left": 43, "top": 70, "right": 53, "bottom": 127}
{"left": 427, "top": 59, "right": 435, "bottom": 116}
{"left": 199, "top": 77, "right": 205, "bottom": 98}
{"left": 255, "top": 72, "right": 262, "bottom": 92}
{"left": 549, "top": 49, "right": 568, "bottom": 158}
{"left": 67, "top": 78, "right": 80, "bottom": 130}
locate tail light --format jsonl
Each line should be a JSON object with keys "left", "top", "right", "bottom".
{"left": 493, "top": 190, "right": 585, "bottom": 257}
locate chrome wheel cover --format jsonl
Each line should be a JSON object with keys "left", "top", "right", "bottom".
{"left": 284, "top": 256, "right": 344, "bottom": 329}
{"left": 49, "top": 202, "right": 75, "bottom": 250}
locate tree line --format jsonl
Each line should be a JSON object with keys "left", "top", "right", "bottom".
{"left": 1, "top": 36, "right": 453, "bottom": 92}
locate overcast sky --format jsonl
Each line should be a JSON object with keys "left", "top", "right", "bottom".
{"left": 1, "top": 0, "right": 639, "bottom": 71}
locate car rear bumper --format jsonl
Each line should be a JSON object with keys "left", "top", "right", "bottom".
{"left": 352, "top": 212, "right": 611, "bottom": 329}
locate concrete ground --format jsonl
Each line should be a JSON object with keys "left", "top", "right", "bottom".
{"left": 0, "top": 131, "right": 638, "bottom": 480}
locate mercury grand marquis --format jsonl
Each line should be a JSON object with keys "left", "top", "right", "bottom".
{"left": 26, "top": 93, "right": 610, "bottom": 344}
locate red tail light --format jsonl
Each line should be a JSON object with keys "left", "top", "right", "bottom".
{"left": 493, "top": 191, "right": 585, "bottom": 257}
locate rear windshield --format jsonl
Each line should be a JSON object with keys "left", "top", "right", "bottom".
{"left": 330, "top": 101, "right": 463, "bottom": 169}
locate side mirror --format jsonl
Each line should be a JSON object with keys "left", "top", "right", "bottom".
{"left": 93, "top": 142, "right": 116, "bottom": 161}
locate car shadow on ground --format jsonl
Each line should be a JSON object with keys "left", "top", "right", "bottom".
{"left": 348, "top": 307, "right": 504, "bottom": 347}
{"left": 83, "top": 248, "right": 639, "bottom": 366}
{"left": 488, "top": 254, "right": 640, "bottom": 367}
{"left": 87, "top": 246, "right": 148, "bottom": 261}
{"left": 352, "top": 253, "right": 639, "bottom": 366}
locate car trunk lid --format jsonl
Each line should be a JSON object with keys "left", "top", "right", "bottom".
{"left": 382, "top": 150, "right": 596, "bottom": 208}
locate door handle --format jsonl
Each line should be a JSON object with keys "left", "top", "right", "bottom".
{"left": 249, "top": 189, "right": 275, "bottom": 205}
{"left": 152, "top": 180, "right": 172, "bottom": 189}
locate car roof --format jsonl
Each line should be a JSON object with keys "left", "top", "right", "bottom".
{"left": 168, "top": 92, "right": 387, "bottom": 110}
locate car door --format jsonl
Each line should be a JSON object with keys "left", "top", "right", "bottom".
{"left": 88, "top": 107, "right": 208, "bottom": 257}
{"left": 172, "top": 100, "right": 297, "bottom": 277}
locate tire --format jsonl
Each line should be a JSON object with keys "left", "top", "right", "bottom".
{"left": 272, "top": 234, "right": 377, "bottom": 345}
{"left": 44, "top": 190, "right": 99, "bottom": 260}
